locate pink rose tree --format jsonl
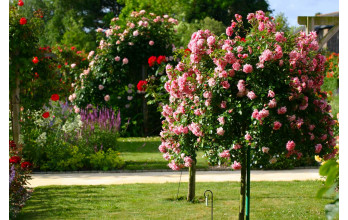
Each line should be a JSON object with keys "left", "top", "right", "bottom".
{"left": 159, "top": 10, "right": 336, "bottom": 219}
{"left": 70, "top": 10, "right": 177, "bottom": 135}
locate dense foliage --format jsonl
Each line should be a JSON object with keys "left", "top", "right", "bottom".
{"left": 21, "top": 96, "right": 124, "bottom": 171}
{"left": 70, "top": 10, "right": 178, "bottom": 136}
{"left": 158, "top": 11, "right": 337, "bottom": 171}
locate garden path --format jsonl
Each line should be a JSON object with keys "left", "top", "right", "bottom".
{"left": 28, "top": 169, "right": 321, "bottom": 187}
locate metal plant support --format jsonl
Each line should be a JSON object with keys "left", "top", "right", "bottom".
{"left": 246, "top": 145, "right": 251, "bottom": 220}
{"left": 204, "top": 190, "right": 213, "bottom": 220}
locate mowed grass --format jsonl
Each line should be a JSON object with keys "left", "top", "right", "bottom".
{"left": 118, "top": 137, "right": 209, "bottom": 170}
{"left": 17, "top": 181, "right": 332, "bottom": 220}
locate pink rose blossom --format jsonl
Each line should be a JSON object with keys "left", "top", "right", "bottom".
{"left": 218, "top": 117, "right": 225, "bottom": 125}
{"left": 207, "top": 36, "right": 216, "bottom": 47}
{"left": 133, "top": 30, "right": 139, "bottom": 36}
{"left": 115, "top": 56, "right": 120, "bottom": 61}
{"left": 221, "top": 81, "right": 230, "bottom": 89}
{"left": 315, "top": 144, "right": 322, "bottom": 153}
{"left": 220, "top": 101, "right": 227, "bottom": 109}
{"left": 184, "top": 156, "right": 193, "bottom": 167}
{"left": 237, "top": 80, "right": 245, "bottom": 92}
{"left": 149, "top": 40, "right": 154, "bottom": 46}
{"left": 262, "top": 147, "right": 270, "bottom": 153}
{"left": 104, "top": 95, "right": 110, "bottom": 102}
{"left": 273, "top": 121, "right": 282, "bottom": 130}
{"left": 71, "top": 63, "right": 76, "bottom": 68}
{"left": 208, "top": 78, "right": 216, "bottom": 87}
{"left": 219, "top": 150, "right": 230, "bottom": 158}
{"left": 158, "top": 143, "right": 167, "bottom": 153}
{"left": 98, "top": 85, "right": 104, "bottom": 90}
{"left": 268, "top": 90, "right": 275, "bottom": 98}
{"left": 286, "top": 141, "right": 296, "bottom": 151}
{"left": 233, "top": 62, "right": 241, "bottom": 71}
{"left": 226, "top": 26, "right": 233, "bottom": 36}
{"left": 245, "top": 133, "right": 252, "bottom": 141}
{"left": 277, "top": 106, "right": 287, "bottom": 114}
{"left": 233, "top": 144, "right": 242, "bottom": 150}
{"left": 122, "top": 58, "right": 128, "bottom": 65}
{"left": 243, "top": 64, "right": 253, "bottom": 73}
{"left": 74, "top": 107, "right": 80, "bottom": 113}
{"left": 203, "top": 91, "right": 213, "bottom": 99}
{"left": 232, "top": 161, "right": 242, "bottom": 170}
{"left": 168, "top": 160, "right": 180, "bottom": 170}
{"left": 217, "top": 127, "right": 225, "bottom": 136}
{"left": 247, "top": 91, "right": 257, "bottom": 100}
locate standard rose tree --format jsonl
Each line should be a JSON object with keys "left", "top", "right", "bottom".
{"left": 159, "top": 10, "right": 336, "bottom": 219}
{"left": 71, "top": 10, "right": 178, "bottom": 136}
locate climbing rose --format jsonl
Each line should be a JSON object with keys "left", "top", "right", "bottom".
{"left": 247, "top": 91, "right": 257, "bottom": 100}
{"left": 9, "top": 156, "right": 21, "bottom": 164}
{"left": 157, "top": 55, "right": 166, "bottom": 65}
{"left": 18, "top": 0, "right": 24, "bottom": 6}
{"left": 137, "top": 80, "right": 148, "bottom": 92}
{"left": 122, "top": 58, "right": 128, "bottom": 65}
{"left": 232, "top": 161, "right": 242, "bottom": 170}
{"left": 262, "top": 147, "right": 270, "bottom": 153}
{"left": 217, "top": 127, "right": 225, "bottom": 136}
{"left": 50, "top": 94, "right": 59, "bottom": 101}
{"left": 115, "top": 56, "right": 120, "bottom": 61}
{"left": 21, "top": 161, "right": 32, "bottom": 169}
{"left": 268, "top": 90, "right": 275, "bottom": 97}
{"left": 243, "top": 64, "right": 253, "bottom": 73}
{"left": 277, "top": 106, "right": 287, "bottom": 114}
{"left": 42, "top": 112, "right": 49, "bottom": 118}
{"left": 315, "top": 144, "right": 322, "bottom": 153}
{"left": 219, "top": 150, "right": 230, "bottom": 158}
{"left": 273, "top": 121, "right": 282, "bottom": 130}
{"left": 286, "top": 141, "right": 296, "bottom": 151}
{"left": 98, "top": 85, "right": 104, "bottom": 90}
{"left": 32, "top": 57, "right": 39, "bottom": 64}
{"left": 149, "top": 40, "right": 154, "bottom": 46}
{"left": 104, "top": 95, "right": 110, "bottom": 102}
{"left": 148, "top": 56, "right": 157, "bottom": 67}
{"left": 226, "top": 26, "right": 233, "bottom": 36}
{"left": 19, "top": 17, "right": 27, "bottom": 25}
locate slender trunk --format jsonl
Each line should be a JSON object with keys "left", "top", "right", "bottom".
{"left": 11, "top": 69, "right": 20, "bottom": 146}
{"left": 187, "top": 161, "right": 196, "bottom": 201}
{"left": 239, "top": 150, "right": 247, "bottom": 220}
{"left": 141, "top": 65, "right": 148, "bottom": 136}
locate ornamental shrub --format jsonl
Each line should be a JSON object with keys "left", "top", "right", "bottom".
{"left": 9, "top": 140, "right": 32, "bottom": 219}
{"left": 70, "top": 10, "right": 178, "bottom": 136}
{"left": 21, "top": 96, "right": 123, "bottom": 171}
{"left": 159, "top": 10, "right": 337, "bottom": 171}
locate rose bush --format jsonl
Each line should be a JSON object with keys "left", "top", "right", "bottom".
{"left": 70, "top": 10, "right": 178, "bottom": 136}
{"left": 159, "top": 10, "right": 336, "bottom": 172}
{"left": 9, "top": 140, "right": 32, "bottom": 219}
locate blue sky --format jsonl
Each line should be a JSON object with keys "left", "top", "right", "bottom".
{"left": 267, "top": 0, "right": 339, "bottom": 27}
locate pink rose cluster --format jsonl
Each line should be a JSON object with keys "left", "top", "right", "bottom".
{"left": 158, "top": 10, "right": 336, "bottom": 171}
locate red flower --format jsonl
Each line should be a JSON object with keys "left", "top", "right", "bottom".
{"left": 184, "top": 48, "right": 191, "bottom": 54}
{"left": 9, "top": 140, "right": 16, "bottom": 149}
{"left": 240, "top": 37, "right": 246, "bottom": 42}
{"left": 76, "top": 51, "right": 82, "bottom": 54}
{"left": 137, "top": 80, "right": 148, "bottom": 92}
{"left": 21, "top": 161, "right": 32, "bottom": 169}
{"left": 148, "top": 56, "right": 157, "bottom": 67}
{"left": 156, "top": 55, "right": 166, "bottom": 65}
{"left": 34, "top": 72, "right": 39, "bottom": 78}
{"left": 51, "top": 94, "right": 59, "bottom": 101}
{"left": 32, "top": 57, "right": 39, "bottom": 64}
{"left": 19, "top": 17, "right": 27, "bottom": 25}
{"left": 10, "top": 156, "right": 21, "bottom": 164}
{"left": 42, "top": 112, "right": 50, "bottom": 118}
{"left": 57, "top": 64, "right": 62, "bottom": 69}
{"left": 18, "top": 0, "right": 24, "bottom": 6}
{"left": 71, "top": 46, "right": 75, "bottom": 50}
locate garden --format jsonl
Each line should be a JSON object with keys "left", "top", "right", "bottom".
{"left": 9, "top": 0, "right": 339, "bottom": 219}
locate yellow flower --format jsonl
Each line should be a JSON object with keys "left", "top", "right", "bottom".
{"left": 321, "top": 161, "right": 327, "bottom": 165}
{"left": 315, "top": 155, "right": 322, "bottom": 162}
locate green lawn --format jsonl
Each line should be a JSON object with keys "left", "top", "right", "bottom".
{"left": 17, "top": 181, "right": 333, "bottom": 219}
{"left": 118, "top": 137, "right": 209, "bottom": 170}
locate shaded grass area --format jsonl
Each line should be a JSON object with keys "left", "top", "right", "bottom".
{"left": 118, "top": 137, "right": 209, "bottom": 170}
{"left": 17, "top": 181, "right": 331, "bottom": 219}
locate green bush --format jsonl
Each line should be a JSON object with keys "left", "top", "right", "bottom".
{"left": 89, "top": 149, "right": 125, "bottom": 171}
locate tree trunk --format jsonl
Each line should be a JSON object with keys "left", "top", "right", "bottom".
{"left": 141, "top": 65, "right": 148, "bottom": 136}
{"left": 11, "top": 69, "right": 20, "bottom": 146}
{"left": 239, "top": 151, "right": 247, "bottom": 220}
{"left": 187, "top": 161, "right": 196, "bottom": 201}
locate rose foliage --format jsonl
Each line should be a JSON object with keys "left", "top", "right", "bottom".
{"left": 159, "top": 11, "right": 337, "bottom": 171}
{"left": 70, "top": 10, "right": 178, "bottom": 136}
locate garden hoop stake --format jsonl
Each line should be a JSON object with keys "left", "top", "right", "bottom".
{"left": 204, "top": 190, "right": 213, "bottom": 220}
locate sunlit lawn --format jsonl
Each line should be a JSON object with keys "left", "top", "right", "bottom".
{"left": 118, "top": 137, "right": 209, "bottom": 170}
{"left": 17, "top": 181, "right": 332, "bottom": 220}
